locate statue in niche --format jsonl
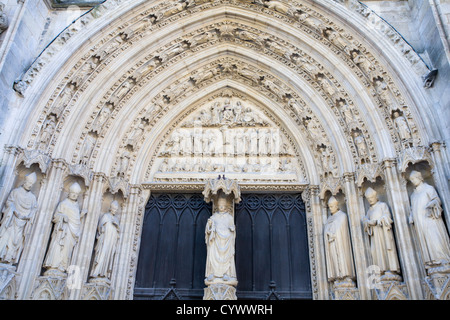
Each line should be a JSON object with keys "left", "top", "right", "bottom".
{"left": 127, "top": 119, "right": 146, "bottom": 148}
{"left": 351, "top": 50, "right": 375, "bottom": 77}
{"left": 53, "top": 85, "right": 75, "bottom": 118}
{"left": 324, "top": 29, "right": 352, "bottom": 55}
{"left": 393, "top": 111, "right": 412, "bottom": 141}
{"left": 204, "top": 193, "right": 237, "bottom": 286}
{"left": 43, "top": 182, "right": 85, "bottom": 275}
{"left": 90, "top": 201, "right": 120, "bottom": 281}
{"left": 0, "top": 172, "right": 38, "bottom": 265}
{"left": 352, "top": 131, "right": 369, "bottom": 162}
{"left": 324, "top": 196, "right": 356, "bottom": 284}
{"left": 97, "top": 35, "right": 123, "bottom": 61}
{"left": 305, "top": 118, "right": 324, "bottom": 146}
{"left": 92, "top": 104, "right": 112, "bottom": 134}
{"left": 72, "top": 59, "right": 98, "bottom": 88}
{"left": 337, "top": 100, "right": 355, "bottom": 125}
{"left": 117, "top": 151, "right": 130, "bottom": 178}
{"left": 363, "top": 187, "right": 401, "bottom": 275}
{"left": 408, "top": 170, "right": 450, "bottom": 268}
{"left": 38, "top": 114, "right": 56, "bottom": 151}
{"left": 111, "top": 80, "right": 133, "bottom": 105}
{"left": 235, "top": 30, "right": 264, "bottom": 47}
{"left": 80, "top": 131, "right": 97, "bottom": 165}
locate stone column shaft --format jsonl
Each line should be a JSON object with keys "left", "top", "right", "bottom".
{"left": 16, "top": 159, "right": 67, "bottom": 299}
{"left": 383, "top": 158, "right": 424, "bottom": 299}
{"left": 343, "top": 172, "right": 370, "bottom": 300}
{"left": 67, "top": 172, "right": 107, "bottom": 299}
{"left": 112, "top": 186, "right": 148, "bottom": 300}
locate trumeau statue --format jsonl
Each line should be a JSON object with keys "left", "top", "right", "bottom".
{"left": 0, "top": 173, "right": 38, "bottom": 265}
{"left": 363, "top": 187, "right": 401, "bottom": 275}
{"left": 203, "top": 177, "right": 241, "bottom": 300}
{"left": 408, "top": 170, "right": 450, "bottom": 268}
{"left": 43, "top": 182, "right": 85, "bottom": 275}
{"left": 204, "top": 192, "right": 237, "bottom": 286}
{"left": 324, "top": 196, "right": 356, "bottom": 283}
{"left": 90, "top": 201, "right": 120, "bottom": 281}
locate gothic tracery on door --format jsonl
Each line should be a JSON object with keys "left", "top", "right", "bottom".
{"left": 134, "top": 192, "right": 312, "bottom": 300}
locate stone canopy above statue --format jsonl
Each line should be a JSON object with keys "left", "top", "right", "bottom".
{"left": 151, "top": 96, "right": 305, "bottom": 184}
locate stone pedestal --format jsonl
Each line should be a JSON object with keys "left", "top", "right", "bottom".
{"left": 81, "top": 277, "right": 113, "bottom": 300}
{"left": 0, "top": 263, "right": 17, "bottom": 300}
{"left": 204, "top": 283, "right": 237, "bottom": 300}
{"left": 424, "top": 264, "right": 450, "bottom": 300}
{"left": 373, "top": 273, "right": 408, "bottom": 300}
{"left": 31, "top": 269, "right": 68, "bottom": 300}
{"left": 330, "top": 278, "right": 359, "bottom": 300}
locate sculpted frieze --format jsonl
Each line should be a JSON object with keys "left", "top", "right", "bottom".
{"left": 152, "top": 96, "right": 301, "bottom": 184}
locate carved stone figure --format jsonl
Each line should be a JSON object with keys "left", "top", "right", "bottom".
{"left": 352, "top": 131, "right": 369, "bottom": 162}
{"left": 393, "top": 111, "right": 412, "bottom": 141}
{"left": 117, "top": 151, "right": 130, "bottom": 177}
{"left": 80, "top": 131, "right": 97, "bottom": 165}
{"left": 363, "top": 188, "right": 401, "bottom": 275}
{"left": 408, "top": 171, "right": 450, "bottom": 268}
{"left": 43, "top": 182, "right": 85, "bottom": 274}
{"left": 0, "top": 173, "right": 38, "bottom": 265}
{"left": 203, "top": 177, "right": 240, "bottom": 300}
{"left": 338, "top": 100, "right": 355, "bottom": 125}
{"left": 90, "top": 201, "right": 120, "bottom": 280}
{"left": 324, "top": 196, "right": 356, "bottom": 283}
{"left": 39, "top": 115, "right": 56, "bottom": 151}
{"left": 127, "top": 119, "right": 146, "bottom": 148}
{"left": 92, "top": 104, "right": 112, "bottom": 133}
{"left": 53, "top": 85, "right": 75, "bottom": 118}
{"left": 205, "top": 180, "right": 237, "bottom": 286}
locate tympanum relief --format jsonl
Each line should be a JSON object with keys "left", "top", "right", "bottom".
{"left": 152, "top": 97, "right": 302, "bottom": 184}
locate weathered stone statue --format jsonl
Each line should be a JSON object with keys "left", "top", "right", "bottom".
{"left": 205, "top": 193, "right": 237, "bottom": 286}
{"left": 408, "top": 170, "right": 450, "bottom": 268}
{"left": 203, "top": 176, "right": 241, "bottom": 300}
{"left": 324, "top": 196, "right": 356, "bottom": 284}
{"left": 43, "top": 182, "right": 85, "bottom": 275}
{"left": 90, "top": 201, "right": 120, "bottom": 281}
{"left": 0, "top": 172, "right": 38, "bottom": 265}
{"left": 363, "top": 188, "right": 401, "bottom": 275}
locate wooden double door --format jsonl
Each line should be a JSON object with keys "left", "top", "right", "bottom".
{"left": 134, "top": 192, "right": 312, "bottom": 300}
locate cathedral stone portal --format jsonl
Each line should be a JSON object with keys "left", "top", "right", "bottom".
{"left": 0, "top": 0, "right": 449, "bottom": 300}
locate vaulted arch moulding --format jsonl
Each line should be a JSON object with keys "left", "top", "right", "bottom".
{"left": 1, "top": 0, "right": 448, "bottom": 301}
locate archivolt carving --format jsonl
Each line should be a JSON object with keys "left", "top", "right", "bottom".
{"left": 24, "top": 0, "right": 424, "bottom": 185}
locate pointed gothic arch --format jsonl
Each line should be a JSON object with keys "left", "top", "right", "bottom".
{"left": 1, "top": 0, "right": 448, "bottom": 300}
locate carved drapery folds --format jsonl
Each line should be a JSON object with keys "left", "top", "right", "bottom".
{"left": 203, "top": 176, "right": 240, "bottom": 300}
